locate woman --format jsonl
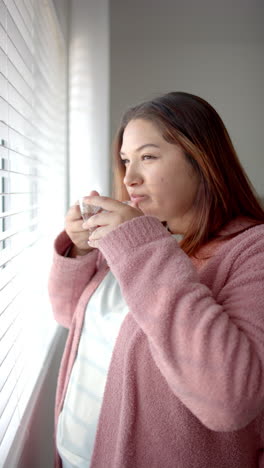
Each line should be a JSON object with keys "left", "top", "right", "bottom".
{"left": 49, "top": 91, "right": 264, "bottom": 468}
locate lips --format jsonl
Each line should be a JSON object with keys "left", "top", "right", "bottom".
{"left": 130, "top": 194, "right": 147, "bottom": 202}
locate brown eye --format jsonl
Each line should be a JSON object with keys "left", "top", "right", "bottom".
{"left": 142, "top": 155, "right": 156, "bottom": 160}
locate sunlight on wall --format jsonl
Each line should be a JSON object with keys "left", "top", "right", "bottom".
{"left": 69, "top": 0, "right": 110, "bottom": 204}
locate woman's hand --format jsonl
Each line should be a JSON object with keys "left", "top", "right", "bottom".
{"left": 83, "top": 195, "right": 144, "bottom": 249}
{"left": 65, "top": 190, "right": 100, "bottom": 256}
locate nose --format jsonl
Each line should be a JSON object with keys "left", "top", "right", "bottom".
{"left": 123, "top": 162, "right": 143, "bottom": 187}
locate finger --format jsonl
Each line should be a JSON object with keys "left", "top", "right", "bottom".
{"left": 88, "top": 224, "right": 113, "bottom": 240}
{"left": 82, "top": 210, "right": 111, "bottom": 229}
{"left": 80, "top": 190, "right": 100, "bottom": 205}
{"left": 70, "top": 226, "right": 92, "bottom": 246}
{"left": 126, "top": 199, "right": 144, "bottom": 215}
{"left": 87, "top": 238, "right": 99, "bottom": 249}
{"left": 77, "top": 237, "right": 95, "bottom": 250}
{"left": 84, "top": 195, "right": 125, "bottom": 212}
{"left": 89, "top": 190, "right": 100, "bottom": 196}
{"left": 69, "top": 219, "right": 87, "bottom": 233}
{"left": 66, "top": 203, "right": 83, "bottom": 221}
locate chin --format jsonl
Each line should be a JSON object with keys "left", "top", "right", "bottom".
{"left": 140, "top": 206, "right": 158, "bottom": 216}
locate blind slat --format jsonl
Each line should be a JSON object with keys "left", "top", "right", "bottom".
{"left": 0, "top": 312, "right": 21, "bottom": 366}
{"left": 0, "top": 376, "right": 17, "bottom": 434}
{"left": 0, "top": 340, "right": 17, "bottom": 392}
{"left": 6, "top": 54, "right": 34, "bottom": 100}
{"left": 6, "top": 36, "right": 33, "bottom": 87}
{"left": 0, "top": 204, "right": 38, "bottom": 219}
{"left": 0, "top": 270, "right": 17, "bottom": 293}
{"left": 13, "top": 0, "right": 32, "bottom": 37}
{"left": 0, "top": 293, "right": 22, "bottom": 343}
{"left": 5, "top": 7, "right": 33, "bottom": 72}
{"left": 0, "top": 217, "right": 38, "bottom": 242}
{"left": 5, "top": 0, "right": 33, "bottom": 54}
{"left": 0, "top": 0, "right": 66, "bottom": 462}
{"left": 0, "top": 232, "right": 41, "bottom": 268}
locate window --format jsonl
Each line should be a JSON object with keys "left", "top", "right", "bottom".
{"left": 0, "top": 0, "right": 67, "bottom": 461}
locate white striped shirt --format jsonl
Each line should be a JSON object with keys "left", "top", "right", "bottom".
{"left": 56, "top": 269, "right": 129, "bottom": 468}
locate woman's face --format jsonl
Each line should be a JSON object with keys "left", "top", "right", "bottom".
{"left": 120, "top": 119, "right": 200, "bottom": 234}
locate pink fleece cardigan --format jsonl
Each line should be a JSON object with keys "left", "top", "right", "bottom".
{"left": 48, "top": 215, "right": 264, "bottom": 468}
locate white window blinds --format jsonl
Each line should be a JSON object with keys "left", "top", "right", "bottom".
{"left": 0, "top": 0, "right": 67, "bottom": 462}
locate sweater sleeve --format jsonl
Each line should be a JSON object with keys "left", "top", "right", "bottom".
{"left": 98, "top": 216, "right": 264, "bottom": 432}
{"left": 48, "top": 230, "right": 99, "bottom": 328}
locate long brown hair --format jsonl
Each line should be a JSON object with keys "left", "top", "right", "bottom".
{"left": 112, "top": 91, "right": 264, "bottom": 256}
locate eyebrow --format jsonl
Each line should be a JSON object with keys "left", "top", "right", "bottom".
{"left": 119, "top": 143, "right": 160, "bottom": 156}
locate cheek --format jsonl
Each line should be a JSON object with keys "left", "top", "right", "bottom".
{"left": 146, "top": 174, "right": 167, "bottom": 192}
{"left": 157, "top": 176, "right": 168, "bottom": 188}
{"left": 157, "top": 176, "right": 176, "bottom": 194}
{"left": 154, "top": 177, "right": 170, "bottom": 200}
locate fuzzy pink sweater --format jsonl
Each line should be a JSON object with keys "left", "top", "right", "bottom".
{"left": 49, "top": 215, "right": 264, "bottom": 468}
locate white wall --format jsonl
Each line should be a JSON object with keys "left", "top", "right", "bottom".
{"left": 69, "top": 0, "right": 110, "bottom": 202}
{"left": 110, "top": 0, "right": 264, "bottom": 197}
